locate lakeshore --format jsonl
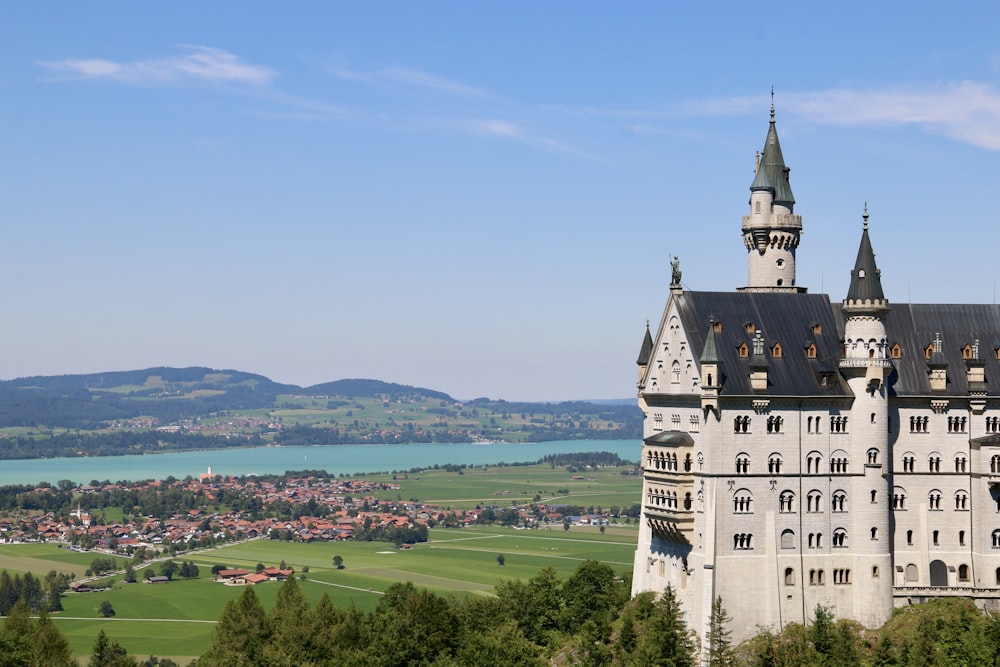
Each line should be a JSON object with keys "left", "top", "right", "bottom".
{"left": 0, "top": 439, "right": 637, "bottom": 486}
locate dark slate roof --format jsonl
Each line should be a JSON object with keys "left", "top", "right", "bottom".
{"left": 674, "top": 291, "right": 848, "bottom": 396}
{"left": 845, "top": 224, "right": 886, "bottom": 303}
{"left": 637, "top": 325, "right": 653, "bottom": 365}
{"left": 883, "top": 303, "right": 1000, "bottom": 395}
{"left": 644, "top": 430, "right": 695, "bottom": 445}
{"left": 757, "top": 117, "right": 795, "bottom": 204}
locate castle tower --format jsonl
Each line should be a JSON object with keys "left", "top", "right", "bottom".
{"left": 838, "top": 207, "right": 894, "bottom": 628}
{"left": 740, "top": 99, "right": 804, "bottom": 293}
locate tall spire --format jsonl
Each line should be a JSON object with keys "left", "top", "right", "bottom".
{"left": 845, "top": 204, "right": 887, "bottom": 306}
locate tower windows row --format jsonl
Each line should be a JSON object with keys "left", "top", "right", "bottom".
{"left": 766, "top": 416, "right": 783, "bottom": 433}
{"left": 900, "top": 453, "right": 969, "bottom": 473}
{"left": 734, "top": 416, "right": 751, "bottom": 433}
{"left": 647, "top": 488, "right": 678, "bottom": 509}
{"left": 646, "top": 451, "right": 690, "bottom": 472}
{"left": 910, "top": 416, "right": 929, "bottom": 433}
{"left": 830, "top": 416, "right": 849, "bottom": 433}
{"left": 906, "top": 529, "right": 968, "bottom": 546}
{"left": 733, "top": 490, "right": 752, "bottom": 513}
{"left": 947, "top": 416, "right": 967, "bottom": 433}
{"left": 833, "top": 569, "right": 851, "bottom": 584}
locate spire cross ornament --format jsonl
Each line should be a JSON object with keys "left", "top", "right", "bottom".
{"left": 863, "top": 202, "right": 870, "bottom": 230}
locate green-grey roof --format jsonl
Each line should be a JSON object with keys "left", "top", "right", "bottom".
{"left": 755, "top": 113, "right": 795, "bottom": 204}
{"left": 700, "top": 318, "right": 722, "bottom": 364}
{"left": 845, "top": 222, "right": 886, "bottom": 303}
{"left": 636, "top": 324, "right": 653, "bottom": 365}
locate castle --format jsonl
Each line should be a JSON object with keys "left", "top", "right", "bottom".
{"left": 631, "top": 104, "right": 1000, "bottom": 645}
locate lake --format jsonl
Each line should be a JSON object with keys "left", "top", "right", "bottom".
{"left": 0, "top": 439, "right": 639, "bottom": 486}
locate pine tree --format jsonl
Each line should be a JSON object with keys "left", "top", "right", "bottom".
{"left": 264, "top": 576, "right": 311, "bottom": 666}
{"left": 31, "top": 611, "right": 75, "bottom": 667}
{"left": 707, "top": 596, "right": 734, "bottom": 666}
{"left": 201, "top": 586, "right": 269, "bottom": 666}
{"left": 88, "top": 629, "right": 139, "bottom": 667}
{"left": 632, "top": 585, "right": 696, "bottom": 667}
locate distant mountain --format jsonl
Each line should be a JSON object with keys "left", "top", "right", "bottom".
{"left": 302, "top": 379, "right": 453, "bottom": 402}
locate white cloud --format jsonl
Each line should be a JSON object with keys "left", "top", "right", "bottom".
{"left": 329, "top": 61, "right": 497, "bottom": 99}
{"left": 468, "top": 119, "right": 521, "bottom": 138}
{"left": 40, "top": 46, "right": 275, "bottom": 86}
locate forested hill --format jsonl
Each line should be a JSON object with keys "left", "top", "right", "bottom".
{"left": 0, "top": 367, "right": 641, "bottom": 458}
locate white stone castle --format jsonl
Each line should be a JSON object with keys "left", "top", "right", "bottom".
{"left": 631, "top": 103, "right": 1000, "bottom": 646}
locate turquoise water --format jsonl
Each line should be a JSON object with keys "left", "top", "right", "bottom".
{"left": 0, "top": 439, "right": 639, "bottom": 486}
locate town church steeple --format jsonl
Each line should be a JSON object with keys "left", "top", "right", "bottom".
{"left": 739, "top": 95, "right": 805, "bottom": 293}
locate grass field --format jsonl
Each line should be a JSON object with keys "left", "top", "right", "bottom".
{"left": 0, "top": 524, "right": 638, "bottom": 663}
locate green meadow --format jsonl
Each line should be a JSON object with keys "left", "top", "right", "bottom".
{"left": 0, "top": 524, "right": 638, "bottom": 664}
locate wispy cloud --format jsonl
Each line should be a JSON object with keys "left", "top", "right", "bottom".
{"left": 785, "top": 83, "right": 1000, "bottom": 149}
{"left": 40, "top": 46, "right": 275, "bottom": 86}
{"left": 329, "top": 61, "right": 497, "bottom": 99}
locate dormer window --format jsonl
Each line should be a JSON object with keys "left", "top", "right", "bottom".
{"left": 771, "top": 342, "right": 783, "bottom": 358}
{"left": 713, "top": 321, "right": 723, "bottom": 333}
{"left": 738, "top": 342, "right": 749, "bottom": 358}
{"left": 745, "top": 322, "right": 756, "bottom": 334}
{"left": 806, "top": 343, "right": 817, "bottom": 359}
{"left": 858, "top": 269, "right": 866, "bottom": 278}
{"left": 812, "top": 323, "right": 823, "bottom": 335}
{"left": 925, "top": 344, "right": 935, "bottom": 361}
{"left": 891, "top": 343, "right": 902, "bottom": 359}
{"left": 962, "top": 345, "right": 974, "bottom": 360}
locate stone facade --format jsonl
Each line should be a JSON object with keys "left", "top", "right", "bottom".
{"left": 631, "top": 109, "right": 1000, "bottom": 651}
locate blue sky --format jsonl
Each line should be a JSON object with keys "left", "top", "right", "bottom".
{"left": 2, "top": 2, "right": 1000, "bottom": 401}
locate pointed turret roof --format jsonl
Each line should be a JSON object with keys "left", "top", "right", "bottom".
{"left": 700, "top": 318, "right": 722, "bottom": 364}
{"left": 846, "top": 207, "right": 886, "bottom": 303}
{"left": 636, "top": 323, "right": 653, "bottom": 366}
{"left": 753, "top": 102, "right": 795, "bottom": 204}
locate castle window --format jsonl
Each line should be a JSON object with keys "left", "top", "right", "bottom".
{"left": 733, "top": 416, "right": 751, "bottom": 433}
{"left": 871, "top": 527, "right": 878, "bottom": 540}
{"left": 713, "top": 320, "right": 723, "bottom": 333}
{"left": 733, "top": 533, "right": 753, "bottom": 550}
{"left": 807, "top": 491, "right": 822, "bottom": 513}
{"left": 902, "top": 453, "right": 915, "bottom": 473}
{"left": 830, "top": 456, "right": 849, "bottom": 474}
{"left": 873, "top": 566, "right": 879, "bottom": 578}
{"left": 808, "top": 533, "right": 823, "bottom": 548}
{"left": 925, "top": 344, "right": 935, "bottom": 360}
{"left": 959, "top": 531, "right": 966, "bottom": 546}
{"left": 767, "top": 416, "right": 783, "bottom": 434}
{"left": 996, "top": 568, "right": 1000, "bottom": 585}
{"left": 928, "top": 454, "right": 941, "bottom": 472}
{"left": 830, "top": 415, "right": 848, "bottom": 433}
{"left": 738, "top": 342, "right": 749, "bottom": 358}
{"left": 833, "top": 569, "right": 851, "bottom": 584}
{"left": 905, "top": 564, "right": 918, "bottom": 582}
{"left": 745, "top": 322, "right": 756, "bottom": 334}
{"left": 779, "top": 491, "right": 795, "bottom": 513}
{"left": 988, "top": 417, "right": 1000, "bottom": 434}
{"left": 781, "top": 529, "right": 795, "bottom": 549}
{"left": 768, "top": 453, "right": 783, "bottom": 474}
{"left": 784, "top": 567, "right": 795, "bottom": 585}
{"left": 733, "top": 490, "right": 753, "bottom": 514}
{"left": 871, "top": 490, "right": 877, "bottom": 503}
{"left": 771, "top": 342, "right": 782, "bottom": 358}
{"left": 955, "top": 454, "right": 968, "bottom": 473}
{"left": 907, "top": 530, "right": 913, "bottom": 545}
{"left": 955, "top": 490, "right": 969, "bottom": 510}
{"left": 933, "top": 530, "right": 939, "bottom": 546}
{"left": 812, "top": 323, "right": 823, "bottom": 335}
{"left": 891, "top": 343, "right": 902, "bottom": 359}
{"left": 672, "top": 360, "right": 681, "bottom": 384}
{"left": 962, "top": 345, "right": 974, "bottom": 360}
{"left": 992, "top": 455, "right": 1000, "bottom": 474}
{"left": 993, "top": 529, "right": 1000, "bottom": 548}
{"left": 832, "top": 529, "right": 847, "bottom": 548}
{"left": 948, "top": 416, "right": 967, "bottom": 433}
{"left": 867, "top": 448, "right": 879, "bottom": 465}
{"left": 735, "top": 453, "right": 750, "bottom": 474}
{"left": 893, "top": 488, "right": 907, "bottom": 510}
{"left": 832, "top": 491, "right": 847, "bottom": 512}
{"left": 928, "top": 490, "right": 942, "bottom": 510}
{"left": 911, "top": 416, "right": 930, "bottom": 434}
{"left": 806, "top": 452, "right": 823, "bottom": 474}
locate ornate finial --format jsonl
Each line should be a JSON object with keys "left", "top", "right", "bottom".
{"left": 646, "top": 319, "right": 650, "bottom": 328}
{"left": 862, "top": 202, "right": 869, "bottom": 230}
{"left": 770, "top": 86, "right": 775, "bottom": 121}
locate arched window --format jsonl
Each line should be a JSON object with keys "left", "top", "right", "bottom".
{"left": 833, "top": 529, "right": 847, "bottom": 548}
{"left": 932, "top": 530, "right": 939, "bottom": 545}
{"left": 891, "top": 343, "right": 902, "bottom": 359}
{"left": 767, "top": 416, "right": 783, "bottom": 434}
{"left": 735, "top": 453, "right": 750, "bottom": 474}
{"left": 955, "top": 454, "right": 968, "bottom": 473}
{"left": 902, "top": 453, "right": 915, "bottom": 473}
{"left": 906, "top": 529, "right": 913, "bottom": 545}
{"left": 959, "top": 564, "right": 969, "bottom": 581}
{"left": 734, "top": 534, "right": 753, "bottom": 550}
{"left": 871, "top": 527, "right": 878, "bottom": 540}
{"left": 867, "top": 448, "right": 879, "bottom": 465}
{"left": 832, "top": 491, "right": 847, "bottom": 512}
{"left": 768, "top": 453, "right": 783, "bottom": 473}
{"left": 781, "top": 529, "right": 795, "bottom": 549}
{"left": 779, "top": 491, "right": 795, "bottom": 513}
{"left": 905, "top": 564, "right": 918, "bottom": 582}
{"left": 991, "top": 455, "right": 1000, "bottom": 474}
{"left": 893, "top": 487, "right": 907, "bottom": 510}
{"left": 784, "top": 567, "right": 795, "bottom": 585}
{"left": 992, "top": 529, "right": 1000, "bottom": 548}
{"left": 806, "top": 451, "right": 823, "bottom": 474}
{"left": 955, "top": 490, "right": 969, "bottom": 510}
{"left": 928, "top": 454, "right": 941, "bottom": 472}
{"left": 733, "top": 490, "right": 753, "bottom": 514}
{"left": 996, "top": 568, "right": 1000, "bottom": 585}
{"left": 807, "top": 490, "right": 822, "bottom": 513}
{"left": 733, "top": 416, "right": 751, "bottom": 434}
{"left": 928, "top": 490, "right": 942, "bottom": 510}
{"left": 959, "top": 530, "right": 966, "bottom": 546}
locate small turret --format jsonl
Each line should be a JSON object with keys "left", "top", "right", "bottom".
{"left": 927, "top": 332, "right": 948, "bottom": 393}
{"left": 637, "top": 323, "right": 653, "bottom": 383}
{"left": 749, "top": 331, "right": 769, "bottom": 392}
{"left": 700, "top": 317, "right": 723, "bottom": 416}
